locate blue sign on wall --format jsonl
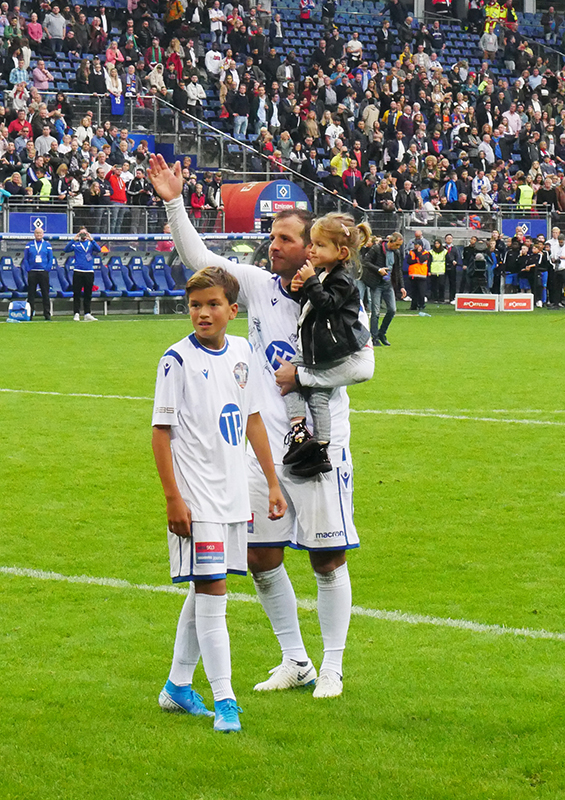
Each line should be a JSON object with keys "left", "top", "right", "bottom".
{"left": 501, "top": 219, "right": 547, "bottom": 239}
{"left": 9, "top": 213, "right": 68, "bottom": 234}
{"left": 254, "top": 180, "right": 311, "bottom": 219}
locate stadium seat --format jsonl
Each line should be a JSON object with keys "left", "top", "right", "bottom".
{"left": 94, "top": 261, "right": 122, "bottom": 298}
{"left": 49, "top": 261, "right": 73, "bottom": 299}
{"left": 0, "top": 270, "right": 12, "bottom": 298}
{"left": 12, "top": 262, "right": 28, "bottom": 293}
{"left": 127, "top": 256, "right": 165, "bottom": 297}
{"left": 107, "top": 256, "right": 144, "bottom": 297}
{"left": 150, "top": 256, "right": 185, "bottom": 297}
{"left": 1, "top": 257, "right": 27, "bottom": 298}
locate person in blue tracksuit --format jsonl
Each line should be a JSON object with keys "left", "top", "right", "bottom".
{"left": 22, "top": 227, "right": 54, "bottom": 320}
{"left": 64, "top": 227, "right": 103, "bottom": 321}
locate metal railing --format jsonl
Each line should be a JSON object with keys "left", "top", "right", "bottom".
{"left": 400, "top": 208, "right": 556, "bottom": 239}
{"left": 3, "top": 199, "right": 225, "bottom": 235}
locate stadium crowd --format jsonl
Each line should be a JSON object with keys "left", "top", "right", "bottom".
{"left": 0, "top": 0, "right": 564, "bottom": 225}
{"left": 0, "top": 0, "right": 565, "bottom": 305}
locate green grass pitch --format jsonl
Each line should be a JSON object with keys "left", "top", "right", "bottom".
{"left": 2, "top": 308, "right": 565, "bottom": 800}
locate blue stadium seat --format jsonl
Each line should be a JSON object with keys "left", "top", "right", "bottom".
{"left": 107, "top": 256, "right": 144, "bottom": 297}
{"left": 12, "top": 262, "right": 28, "bottom": 293}
{"left": 0, "top": 268, "right": 12, "bottom": 298}
{"left": 1, "top": 257, "right": 27, "bottom": 298}
{"left": 127, "top": 256, "right": 164, "bottom": 297}
{"left": 50, "top": 260, "right": 73, "bottom": 298}
{"left": 150, "top": 256, "right": 185, "bottom": 297}
{"left": 94, "top": 261, "right": 122, "bottom": 298}
{"left": 141, "top": 262, "right": 167, "bottom": 295}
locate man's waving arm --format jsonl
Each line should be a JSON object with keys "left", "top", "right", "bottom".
{"left": 148, "top": 155, "right": 269, "bottom": 304}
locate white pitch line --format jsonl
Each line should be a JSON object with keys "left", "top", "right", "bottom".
{"left": 0, "top": 387, "right": 153, "bottom": 401}
{"left": 350, "top": 409, "right": 565, "bottom": 427}
{"left": 2, "top": 387, "right": 565, "bottom": 427}
{"left": 2, "top": 566, "right": 564, "bottom": 644}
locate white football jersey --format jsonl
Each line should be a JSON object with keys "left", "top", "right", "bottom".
{"left": 152, "top": 333, "right": 262, "bottom": 523}
{"left": 165, "top": 198, "right": 353, "bottom": 464}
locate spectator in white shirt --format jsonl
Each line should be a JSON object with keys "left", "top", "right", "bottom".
{"left": 471, "top": 169, "right": 491, "bottom": 199}
{"left": 205, "top": 42, "right": 223, "bottom": 80}
{"left": 502, "top": 103, "right": 522, "bottom": 136}
{"left": 325, "top": 117, "right": 344, "bottom": 149}
{"left": 209, "top": 1, "right": 226, "bottom": 45}
{"left": 35, "top": 125, "right": 58, "bottom": 156}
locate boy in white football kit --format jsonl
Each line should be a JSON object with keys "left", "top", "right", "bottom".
{"left": 148, "top": 155, "right": 374, "bottom": 699}
{"left": 152, "top": 267, "right": 286, "bottom": 733}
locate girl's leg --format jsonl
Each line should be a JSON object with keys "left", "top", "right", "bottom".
{"left": 307, "top": 387, "right": 332, "bottom": 443}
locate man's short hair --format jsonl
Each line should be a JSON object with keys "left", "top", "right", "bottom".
{"left": 273, "top": 208, "right": 315, "bottom": 245}
{"left": 186, "top": 266, "right": 239, "bottom": 305}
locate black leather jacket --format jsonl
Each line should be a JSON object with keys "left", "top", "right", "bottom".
{"left": 292, "top": 264, "right": 370, "bottom": 366}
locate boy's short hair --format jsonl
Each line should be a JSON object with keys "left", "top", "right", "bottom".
{"left": 186, "top": 266, "right": 239, "bottom": 305}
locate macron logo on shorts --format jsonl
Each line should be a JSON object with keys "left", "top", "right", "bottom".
{"left": 195, "top": 542, "right": 224, "bottom": 564}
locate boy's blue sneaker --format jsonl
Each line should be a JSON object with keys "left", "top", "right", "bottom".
{"left": 158, "top": 680, "right": 214, "bottom": 717}
{"left": 213, "top": 698, "right": 242, "bottom": 733}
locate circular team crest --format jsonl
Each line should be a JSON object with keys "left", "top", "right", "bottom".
{"left": 233, "top": 361, "right": 249, "bottom": 388}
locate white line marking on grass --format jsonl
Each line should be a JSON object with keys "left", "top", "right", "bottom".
{"left": 350, "top": 409, "right": 565, "bottom": 427}
{"left": 2, "top": 566, "right": 565, "bottom": 644}
{"left": 0, "top": 388, "right": 153, "bottom": 401}
{"left": 2, "top": 388, "right": 565, "bottom": 426}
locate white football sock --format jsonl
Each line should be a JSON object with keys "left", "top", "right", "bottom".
{"left": 315, "top": 563, "right": 352, "bottom": 677}
{"left": 253, "top": 564, "right": 309, "bottom": 663}
{"left": 195, "top": 592, "right": 235, "bottom": 702}
{"left": 168, "top": 584, "right": 200, "bottom": 686}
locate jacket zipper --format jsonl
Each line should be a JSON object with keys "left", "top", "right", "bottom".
{"left": 327, "top": 319, "right": 337, "bottom": 343}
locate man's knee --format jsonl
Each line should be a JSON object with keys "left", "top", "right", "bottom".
{"left": 248, "top": 545, "right": 285, "bottom": 575}
{"left": 309, "top": 549, "right": 346, "bottom": 574}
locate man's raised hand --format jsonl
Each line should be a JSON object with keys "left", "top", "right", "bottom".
{"left": 147, "top": 154, "right": 183, "bottom": 202}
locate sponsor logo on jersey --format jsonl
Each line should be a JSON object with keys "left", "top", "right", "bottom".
{"left": 315, "top": 530, "right": 344, "bottom": 539}
{"left": 164, "top": 362, "right": 171, "bottom": 376}
{"left": 265, "top": 340, "right": 296, "bottom": 368}
{"left": 233, "top": 361, "right": 249, "bottom": 388}
{"left": 219, "top": 403, "right": 244, "bottom": 445}
{"left": 195, "top": 541, "right": 225, "bottom": 564}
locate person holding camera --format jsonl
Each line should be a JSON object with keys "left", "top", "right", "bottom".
{"left": 64, "top": 228, "right": 103, "bottom": 321}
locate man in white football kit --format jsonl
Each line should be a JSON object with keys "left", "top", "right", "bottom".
{"left": 148, "top": 155, "right": 374, "bottom": 699}
{"left": 152, "top": 267, "right": 286, "bottom": 732}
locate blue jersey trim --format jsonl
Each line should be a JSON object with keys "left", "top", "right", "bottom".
{"left": 289, "top": 542, "right": 360, "bottom": 552}
{"left": 189, "top": 331, "right": 229, "bottom": 355}
{"left": 165, "top": 348, "right": 183, "bottom": 366}
{"left": 248, "top": 540, "right": 293, "bottom": 549}
{"left": 272, "top": 273, "right": 292, "bottom": 299}
{"left": 336, "top": 467, "right": 350, "bottom": 547}
{"left": 227, "top": 569, "right": 248, "bottom": 576}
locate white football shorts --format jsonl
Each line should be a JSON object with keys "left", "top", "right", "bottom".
{"left": 168, "top": 521, "right": 248, "bottom": 582}
{"left": 247, "top": 452, "right": 359, "bottom": 551}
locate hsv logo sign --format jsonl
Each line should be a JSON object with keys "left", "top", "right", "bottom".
{"left": 501, "top": 294, "right": 534, "bottom": 311}
{"left": 455, "top": 294, "right": 498, "bottom": 311}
